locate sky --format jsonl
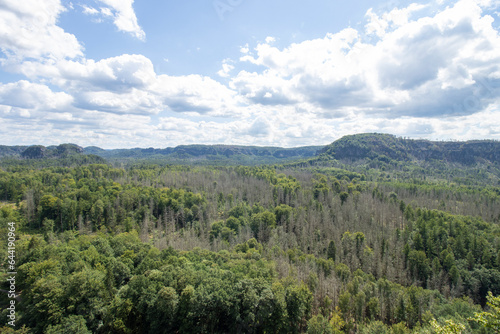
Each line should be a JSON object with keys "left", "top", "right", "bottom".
{"left": 1, "top": 0, "right": 500, "bottom": 149}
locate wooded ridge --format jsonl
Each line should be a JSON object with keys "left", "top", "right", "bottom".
{"left": 2, "top": 133, "right": 500, "bottom": 166}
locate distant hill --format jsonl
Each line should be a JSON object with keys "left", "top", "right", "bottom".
{"left": 1, "top": 143, "right": 322, "bottom": 165}
{"left": 19, "top": 143, "right": 84, "bottom": 159}
{"left": 0, "top": 145, "right": 26, "bottom": 158}
{"left": 317, "top": 133, "right": 500, "bottom": 165}
{"left": 0, "top": 143, "right": 106, "bottom": 166}
{"left": 2, "top": 134, "right": 499, "bottom": 167}
{"left": 82, "top": 144, "right": 323, "bottom": 164}
{"left": 19, "top": 143, "right": 86, "bottom": 159}
{"left": 0, "top": 143, "right": 86, "bottom": 159}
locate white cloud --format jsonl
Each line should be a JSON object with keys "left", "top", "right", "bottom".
{"left": 0, "top": 80, "right": 73, "bottom": 111}
{"left": 365, "top": 4, "right": 427, "bottom": 37}
{"left": 55, "top": 54, "right": 157, "bottom": 92}
{"left": 76, "top": 89, "right": 163, "bottom": 115}
{"left": 0, "top": 109, "right": 157, "bottom": 148}
{"left": 100, "top": 7, "right": 113, "bottom": 17}
{"left": 217, "top": 59, "right": 235, "bottom": 78}
{"left": 81, "top": 5, "right": 99, "bottom": 16}
{"left": 156, "top": 115, "right": 281, "bottom": 146}
{"left": 248, "top": 116, "right": 273, "bottom": 136}
{"left": 240, "top": 44, "right": 250, "bottom": 54}
{"left": 13, "top": 53, "right": 242, "bottom": 116}
{"left": 82, "top": 0, "right": 146, "bottom": 41}
{"left": 152, "top": 74, "right": 242, "bottom": 115}
{"left": 265, "top": 36, "right": 276, "bottom": 44}
{"left": 365, "top": 8, "right": 390, "bottom": 37}
{"left": 230, "top": 69, "right": 300, "bottom": 105}
{"left": 0, "top": 0, "right": 83, "bottom": 62}
{"left": 233, "top": 0, "right": 500, "bottom": 119}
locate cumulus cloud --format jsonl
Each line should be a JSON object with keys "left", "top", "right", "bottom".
{"left": 240, "top": 44, "right": 250, "bottom": 54}
{"left": 157, "top": 117, "right": 247, "bottom": 146}
{"left": 7, "top": 52, "right": 241, "bottom": 116}
{"left": 248, "top": 116, "right": 273, "bottom": 136}
{"left": 230, "top": 70, "right": 299, "bottom": 105}
{"left": 0, "top": 80, "right": 73, "bottom": 111}
{"left": 0, "top": 0, "right": 83, "bottom": 62}
{"left": 217, "top": 59, "right": 235, "bottom": 78}
{"left": 233, "top": 0, "right": 500, "bottom": 119}
{"left": 156, "top": 114, "right": 282, "bottom": 147}
{"left": 55, "top": 54, "right": 157, "bottom": 92}
{"left": 0, "top": 109, "right": 157, "bottom": 148}
{"left": 365, "top": 4, "right": 427, "bottom": 37}
{"left": 75, "top": 89, "right": 162, "bottom": 115}
{"left": 66, "top": 60, "right": 241, "bottom": 116}
{"left": 82, "top": 0, "right": 145, "bottom": 41}
{"left": 156, "top": 74, "right": 243, "bottom": 115}
{"left": 265, "top": 36, "right": 276, "bottom": 44}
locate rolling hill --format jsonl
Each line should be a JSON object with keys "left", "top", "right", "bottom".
{"left": 317, "top": 133, "right": 500, "bottom": 165}
{"left": 2, "top": 134, "right": 499, "bottom": 167}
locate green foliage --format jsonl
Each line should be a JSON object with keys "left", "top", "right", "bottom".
{"left": 307, "top": 314, "right": 334, "bottom": 334}
{"left": 10, "top": 232, "right": 313, "bottom": 333}
{"left": 0, "top": 325, "right": 31, "bottom": 333}
{"left": 430, "top": 318, "right": 466, "bottom": 334}
{"left": 2, "top": 142, "right": 500, "bottom": 333}
{"left": 44, "top": 315, "right": 91, "bottom": 334}
{"left": 275, "top": 204, "right": 293, "bottom": 225}
{"left": 250, "top": 210, "right": 276, "bottom": 238}
{"left": 327, "top": 240, "right": 336, "bottom": 261}
{"left": 358, "top": 320, "right": 390, "bottom": 334}
{"left": 339, "top": 191, "right": 349, "bottom": 205}
{"left": 470, "top": 292, "right": 500, "bottom": 332}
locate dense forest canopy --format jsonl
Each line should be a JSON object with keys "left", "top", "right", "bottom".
{"left": 1, "top": 133, "right": 500, "bottom": 333}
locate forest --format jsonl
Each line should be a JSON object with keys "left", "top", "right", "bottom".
{"left": 1, "top": 133, "right": 500, "bottom": 333}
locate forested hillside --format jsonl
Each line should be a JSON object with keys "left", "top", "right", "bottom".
{"left": 318, "top": 134, "right": 500, "bottom": 164}
{"left": 0, "top": 143, "right": 322, "bottom": 166}
{"left": 1, "top": 134, "right": 500, "bottom": 333}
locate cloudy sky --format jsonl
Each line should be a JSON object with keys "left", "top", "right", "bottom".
{"left": 1, "top": 0, "right": 500, "bottom": 148}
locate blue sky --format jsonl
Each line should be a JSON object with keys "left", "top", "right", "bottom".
{"left": 1, "top": 0, "right": 500, "bottom": 148}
